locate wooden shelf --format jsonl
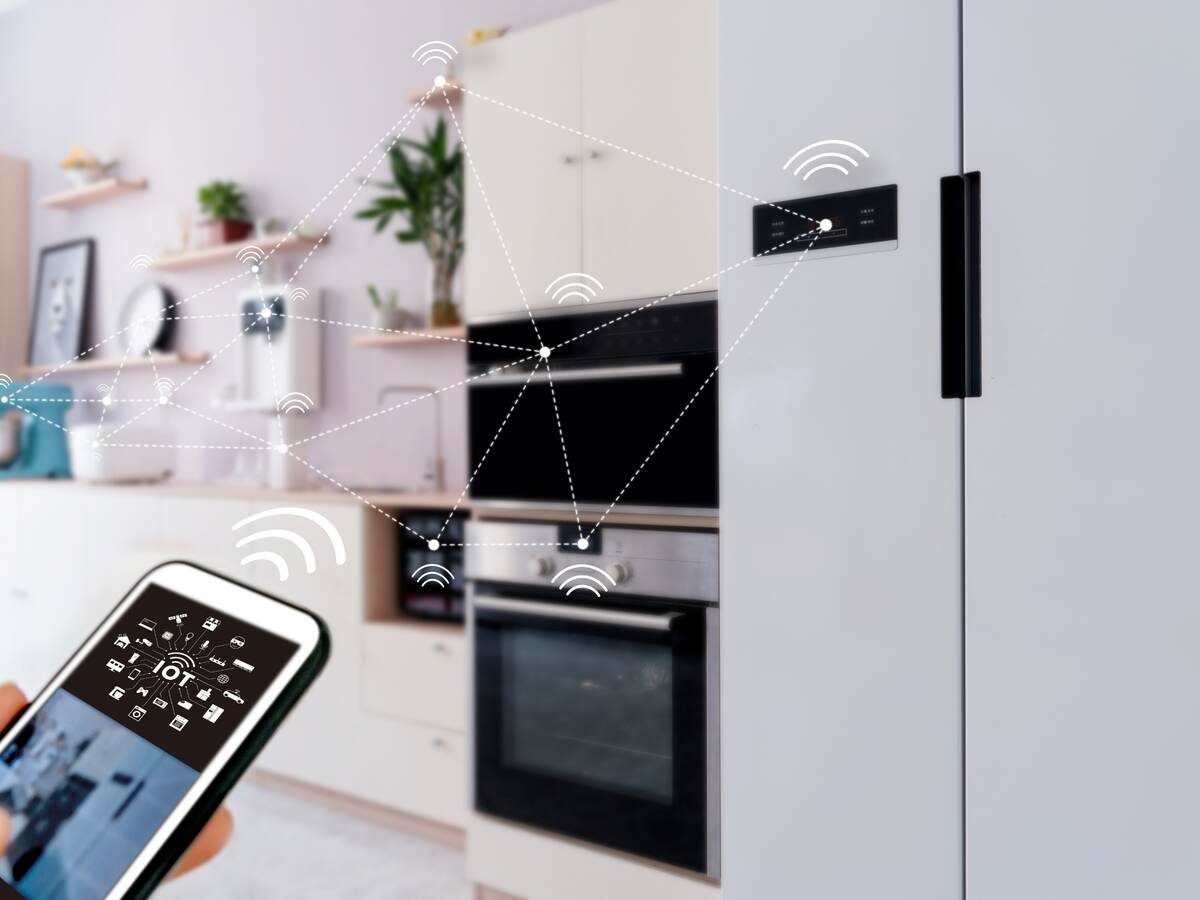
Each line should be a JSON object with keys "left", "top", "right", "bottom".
{"left": 20, "top": 351, "right": 209, "bottom": 378}
{"left": 150, "top": 232, "right": 324, "bottom": 272}
{"left": 407, "top": 79, "right": 464, "bottom": 104}
{"left": 40, "top": 178, "right": 147, "bottom": 210}
{"left": 351, "top": 326, "right": 467, "bottom": 348}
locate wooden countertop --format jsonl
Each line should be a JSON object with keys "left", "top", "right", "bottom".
{"left": 0, "top": 480, "right": 719, "bottom": 529}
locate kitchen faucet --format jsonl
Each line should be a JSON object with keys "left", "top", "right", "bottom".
{"left": 375, "top": 384, "right": 445, "bottom": 492}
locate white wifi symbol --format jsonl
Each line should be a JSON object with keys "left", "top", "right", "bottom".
{"left": 278, "top": 391, "right": 314, "bottom": 415}
{"left": 288, "top": 287, "right": 310, "bottom": 305}
{"left": 782, "top": 139, "right": 870, "bottom": 180}
{"left": 412, "top": 40, "right": 458, "bottom": 67}
{"left": 413, "top": 563, "right": 455, "bottom": 589}
{"left": 232, "top": 506, "right": 347, "bottom": 582}
{"left": 545, "top": 272, "right": 604, "bottom": 305}
{"left": 552, "top": 563, "right": 617, "bottom": 598}
{"left": 154, "top": 376, "right": 176, "bottom": 399}
{"left": 237, "top": 245, "right": 266, "bottom": 269}
{"left": 0, "top": 373, "right": 13, "bottom": 391}
{"left": 129, "top": 254, "right": 154, "bottom": 272}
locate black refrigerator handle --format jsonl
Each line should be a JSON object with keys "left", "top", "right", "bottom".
{"left": 940, "top": 172, "right": 982, "bottom": 398}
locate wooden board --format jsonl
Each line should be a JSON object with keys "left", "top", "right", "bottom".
{"left": 20, "top": 352, "right": 209, "bottom": 378}
{"left": 40, "top": 177, "right": 147, "bottom": 210}
{"left": 150, "top": 232, "right": 324, "bottom": 271}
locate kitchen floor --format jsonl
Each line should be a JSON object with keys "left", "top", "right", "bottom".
{"left": 158, "top": 779, "right": 471, "bottom": 900}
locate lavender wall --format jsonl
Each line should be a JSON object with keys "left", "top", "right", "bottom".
{"left": 0, "top": 0, "right": 592, "bottom": 486}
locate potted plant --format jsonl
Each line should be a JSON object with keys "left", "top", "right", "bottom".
{"left": 357, "top": 118, "right": 464, "bottom": 326}
{"left": 366, "top": 284, "right": 418, "bottom": 331}
{"left": 196, "top": 180, "right": 252, "bottom": 247}
{"left": 60, "top": 146, "right": 117, "bottom": 188}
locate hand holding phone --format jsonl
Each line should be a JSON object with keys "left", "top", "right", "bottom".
{"left": 0, "top": 563, "right": 328, "bottom": 900}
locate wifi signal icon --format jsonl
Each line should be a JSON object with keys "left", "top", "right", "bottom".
{"left": 278, "top": 391, "right": 314, "bottom": 415}
{"left": 0, "top": 373, "right": 13, "bottom": 391}
{"left": 97, "top": 383, "right": 112, "bottom": 396}
{"left": 552, "top": 563, "right": 616, "bottom": 598}
{"left": 167, "top": 651, "right": 196, "bottom": 669}
{"left": 412, "top": 40, "right": 458, "bottom": 67}
{"left": 288, "top": 287, "right": 310, "bottom": 305}
{"left": 545, "top": 272, "right": 604, "bottom": 305}
{"left": 232, "top": 506, "right": 348, "bottom": 582}
{"left": 237, "top": 245, "right": 266, "bottom": 268}
{"left": 154, "top": 376, "right": 176, "bottom": 398}
{"left": 782, "top": 139, "right": 870, "bottom": 180}
{"left": 412, "top": 563, "right": 455, "bottom": 590}
{"left": 129, "top": 254, "right": 153, "bottom": 272}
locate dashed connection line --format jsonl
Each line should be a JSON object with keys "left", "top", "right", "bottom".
{"left": 435, "top": 360, "right": 542, "bottom": 541}
{"left": 585, "top": 231, "right": 822, "bottom": 539}
{"left": 544, "top": 361, "right": 584, "bottom": 539}
{"left": 456, "top": 83, "right": 821, "bottom": 227}
{"left": 442, "top": 85, "right": 545, "bottom": 349}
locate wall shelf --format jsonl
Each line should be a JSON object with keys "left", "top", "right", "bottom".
{"left": 351, "top": 326, "right": 467, "bottom": 347}
{"left": 150, "top": 232, "right": 324, "bottom": 271}
{"left": 20, "top": 351, "right": 209, "bottom": 378}
{"left": 40, "top": 178, "right": 148, "bottom": 210}
{"left": 407, "top": 79, "right": 464, "bottom": 105}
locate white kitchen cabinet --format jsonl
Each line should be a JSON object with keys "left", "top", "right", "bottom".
{"left": 580, "top": 0, "right": 717, "bottom": 303}
{"left": 462, "top": 0, "right": 718, "bottom": 320}
{"left": 362, "top": 622, "right": 467, "bottom": 732}
{"left": 461, "top": 14, "right": 583, "bottom": 324}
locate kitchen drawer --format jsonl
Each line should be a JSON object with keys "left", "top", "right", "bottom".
{"left": 362, "top": 622, "right": 466, "bottom": 732}
{"left": 375, "top": 720, "right": 468, "bottom": 827}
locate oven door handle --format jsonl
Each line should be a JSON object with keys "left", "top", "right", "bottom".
{"left": 474, "top": 596, "right": 678, "bottom": 632}
{"left": 472, "top": 362, "right": 684, "bottom": 388}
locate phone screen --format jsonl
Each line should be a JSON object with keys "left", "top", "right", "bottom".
{"left": 0, "top": 583, "right": 300, "bottom": 900}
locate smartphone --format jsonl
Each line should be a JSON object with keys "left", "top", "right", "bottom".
{"left": 0, "top": 562, "right": 329, "bottom": 900}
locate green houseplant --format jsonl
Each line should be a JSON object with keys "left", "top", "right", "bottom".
{"left": 357, "top": 118, "right": 464, "bottom": 326}
{"left": 196, "top": 180, "right": 252, "bottom": 247}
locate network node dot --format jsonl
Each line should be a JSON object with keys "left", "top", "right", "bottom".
{"left": 260, "top": 307, "right": 273, "bottom": 319}
{"left": 276, "top": 443, "right": 289, "bottom": 455}
{"left": 539, "top": 346, "right": 551, "bottom": 359}
{"left": 434, "top": 75, "right": 447, "bottom": 88}
{"left": 820, "top": 218, "right": 833, "bottom": 232}
{"left": 428, "top": 539, "right": 440, "bottom": 551}
{"left": 576, "top": 538, "right": 589, "bottom": 550}
{"left": 0, "top": 395, "right": 7, "bottom": 404}
{"left": 158, "top": 395, "right": 169, "bottom": 405}
{"left": 251, "top": 264, "right": 260, "bottom": 274}
{"left": 101, "top": 396, "right": 112, "bottom": 407}
{"left": 91, "top": 441, "right": 99, "bottom": 449}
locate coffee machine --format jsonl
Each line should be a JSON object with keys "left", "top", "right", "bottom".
{"left": 0, "top": 382, "right": 72, "bottom": 479}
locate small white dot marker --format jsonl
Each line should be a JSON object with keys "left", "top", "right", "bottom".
{"left": 428, "top": 539, "right": 440, "bottom": 551}
{"left": 820, "top": 218, "right": 833, "bottom": 232}
{"left": 101, "top": 396, "right": 112, "bottom": 407}
{"left": 251, "top": 264, "right": 260, "bottom": 273}
{"left": 158, "top": 395, "right": 169, "bottom": 405}
{"left": 260, "top": 307, "right": 272, "bottom": 319}
{"left": 539, "top": 346, "right": 551, "bottom": 359}
{"left": 0, "top": 395, "right": 7, "bottom": 404}
{"left": 92, "top": 441, "right": 99, "bottom": 449}
{"left": 434, "top": 75, "right": 446, "bottom": 88}
{"left": 276, "top": 443, "right": 288, "bottom": 455}
{"left": 577, "top": 538, "right": 589, "bottom": 550}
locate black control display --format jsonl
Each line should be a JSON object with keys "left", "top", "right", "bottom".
{"left": 753, "top": 184, "right": 898, "bottom": 257}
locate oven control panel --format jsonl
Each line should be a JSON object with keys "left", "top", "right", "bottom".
{"left": 753, "top": 184, "right": 898, "bottom": 258}
{"left": 465, "top": 521, "right": 718, "bottom": 604}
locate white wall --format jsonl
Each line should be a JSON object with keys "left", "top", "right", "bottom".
{"left": 718, "top": 2, "right": 963, "bottom": 897}
{"left": 0, "top": 0, "right": 592, "bottom": 486}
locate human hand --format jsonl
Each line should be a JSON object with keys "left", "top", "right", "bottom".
{"left": 0, "top": 682, "right": 233, "bottom": 880}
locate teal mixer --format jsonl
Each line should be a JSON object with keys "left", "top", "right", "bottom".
{"left": 0, "top": 381, "right": 73, "bottom": 479}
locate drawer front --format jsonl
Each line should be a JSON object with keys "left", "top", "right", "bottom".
{"left": 376, "top": 721, "right": 468, "bottom": 826}
{"left": 362, "top": 624, "right": 466, "bottom": 732}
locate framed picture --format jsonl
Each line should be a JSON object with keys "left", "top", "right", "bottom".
{"left": 28, "top": 238, "right": 94, "bottom": 366}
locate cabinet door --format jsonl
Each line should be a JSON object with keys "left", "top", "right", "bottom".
{"left": 580, "top": 0, "right": 717, "bottom": 304}
{"left": 461, "top": 16, "right": 582, "bottom": 322}
{"left": 964, "top": 3, "right": 1200, "bottom": 898}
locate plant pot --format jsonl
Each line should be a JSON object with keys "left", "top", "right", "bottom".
{"left": 428, "top": 258, "right": 461, "bottom": 327}
{"left": 372, "top": 307, "right": 416, "bottom": 331}
{"left": 196, "top": 218, "right": 253, "bottom": 248}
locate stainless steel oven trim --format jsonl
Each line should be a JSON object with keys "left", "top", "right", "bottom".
{"left": 472, "top": 362, "right": 684, "bottom": 388}
{"left": 474, "top": 595, "right": 678, "bottom": 632}
{"left": 706, "top": 605, "right": 721, "bottom": 879}
{"left": 468, "top": 498, "right": 719, "bottom": 519}
{"left": 466, "top": 289, "right": 718, "bottom": 326}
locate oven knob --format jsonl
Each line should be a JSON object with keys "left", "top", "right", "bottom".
{"left": 605, "top": 562, "right": 631, "bottom": 586}
{"left": 529, "top": 556, "right": 554, "bottom": 578}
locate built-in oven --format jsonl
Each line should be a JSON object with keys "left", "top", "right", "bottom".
{"left": 466, "top": 292, "right": 717, "bottom": 514}
{"left": 467, "top": 520, "right": 719, "bottom": 877}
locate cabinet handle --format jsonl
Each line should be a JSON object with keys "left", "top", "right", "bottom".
{"left": 562, "top": 154, "right": 578, "bottom": 165}
{"left": 432, "top": 736, "right": 449, "bottom": 749}
{"left": 588, "top": 149, "right": 602, "bottom": 160}
{"left": 432, "top": 642, "right": 449, "bottom": 654}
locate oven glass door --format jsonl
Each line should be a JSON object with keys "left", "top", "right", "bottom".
{"left": 474, "top": 591, "right": 709, "bottom": 873}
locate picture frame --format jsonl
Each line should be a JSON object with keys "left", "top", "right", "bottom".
{"left": 28, "top": 237, "right": 94, "bottom": 367}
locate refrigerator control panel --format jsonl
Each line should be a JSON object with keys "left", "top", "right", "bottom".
{"left": 753, "top": 184, "right": 898, "bottom": 259}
